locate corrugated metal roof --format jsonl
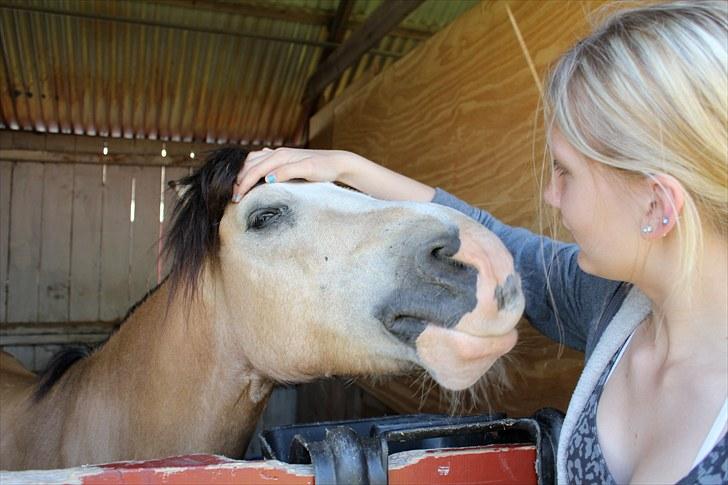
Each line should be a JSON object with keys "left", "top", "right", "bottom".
{"left": 0, "top": 0, "right": 478, "bottom": 147}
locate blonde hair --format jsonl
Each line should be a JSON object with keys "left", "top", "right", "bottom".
{"left": 544, "top": 0, "right": 728, "bottom": 296}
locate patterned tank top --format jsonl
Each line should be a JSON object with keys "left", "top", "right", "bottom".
{"left": 564, "top": 340, "right": 728, "bottom": 484}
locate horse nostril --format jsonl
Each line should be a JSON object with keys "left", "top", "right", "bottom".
{"left": 431, "top": 245, "right": 445, "bottom": 259}
{"left": 495, "top": 273, "right": 521, "bottom": 311}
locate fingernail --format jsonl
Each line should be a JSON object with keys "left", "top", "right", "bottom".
{"left": 232, "top": 193, "right": 242, "bottom": 203}
{"left": 265, "top": 173, "right": 276, "bottom": 184}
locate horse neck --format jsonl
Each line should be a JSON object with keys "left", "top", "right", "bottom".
{"left": 64, "top": 275, "right": 273, "bottom": 459}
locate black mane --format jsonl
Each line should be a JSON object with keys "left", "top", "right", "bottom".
{"left": 163, "top": 146, "right": 249, "bottom": 300}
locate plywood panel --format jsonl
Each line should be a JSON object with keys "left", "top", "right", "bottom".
{"left": 0, "top": 162, "right": 12, "bottom": 322}
{"left": 100, "top": 165, "right": 133, "bottom": 321}
{"left": 7, "top": 163, "right": 43, "bottom": 322}
{"left": 38, "top": 164, "right": 73, "bottom": 321}
{"left": 129, "top": 166, "right": 161, "bottom": 305}
{"left": 70, "top": 164, "right": 104, "bottom": 321}
{"left": 315, "top": 0, "right": 608, "bottom": 416}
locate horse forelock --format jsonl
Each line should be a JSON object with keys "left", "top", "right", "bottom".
{"left": 163, "top": 146, "right": 250, "bottom": 300}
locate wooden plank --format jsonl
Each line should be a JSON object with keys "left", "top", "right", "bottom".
{"left": 0, "top": 149, "right": 200, "bottom": 167}
{"left": 161, "top": 166, "right": 190, "bottom": 278}
{"left": 0, "top": 320, "right": 115, "bottom": 346}
{"left": 38, "top": 164, "right": 73, "bottom": 322}
{"left": 0, "top": 162, "right": 12, "bottom": 322}
{"left": 0, "top": 455, "right": 315, "bottom": 484}
{"left": 389, "top": 445, "right": 537, "bottom": 485}
{"left": 0, "top": 131, "right": 219, "bottom": 167}
{"left": 99, "top": 165, "right": 133, "bottom": 321}
{"left": 69, "top": 164, "right": 104, "bottom": 321}
{"left": 129, "top": 166, "right": 161, "bottom": 304}
{"left": 7, "top": 163, "right": 43, "bottom": 323}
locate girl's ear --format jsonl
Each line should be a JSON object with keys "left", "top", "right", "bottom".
{"left": 640, "top": 173, "right": 685, "bottom": 239}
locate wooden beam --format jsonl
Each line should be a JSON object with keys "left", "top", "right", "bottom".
{"left": 0, "top": 321, "right": 115, "bottom": 346}
{"left": 0, "top": 130, "right": 260, "bottom": 167}
{"left": 295, "top": 0, "right": 357, "bottom": 143}
{"left": 321, "top": 0, "right": 357, "bottom": 62}
{"left": 302, "top": 0, "right": 425, "bottom": 104}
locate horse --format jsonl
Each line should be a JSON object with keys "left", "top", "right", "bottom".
{"left": 0, "top": 147, "right": 524, "bottom": 471}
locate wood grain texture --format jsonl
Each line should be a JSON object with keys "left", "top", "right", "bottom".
{"left": 129, "top": 166, "right": 162, "bottom": 304}
{"left": 100, "top": 165, "right": 133, "bottom": 320}
{"left": 69, "top": 164, "right": 104, "bottom": 321}
{"left": 314, "top": 0, "right": 609, "bottom": 416}
{"left": 0, "top": 162, "right": 12, "bottom": 322}
{"left": 38, "top": 164, "right": 73, "bottom": 322}
{"left": 7, "top": 163, "right": 43, "bottom": 323}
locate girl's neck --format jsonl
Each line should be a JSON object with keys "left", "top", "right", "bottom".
{"left": 637, "top": 233, "right": 727, "bottom": 362}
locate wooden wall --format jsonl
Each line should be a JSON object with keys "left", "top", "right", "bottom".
{"left": 0, "top": 132, "right": 195, "bottom": 371}
{"left": 311, "top": 0, "right": 610, "bottom": 417}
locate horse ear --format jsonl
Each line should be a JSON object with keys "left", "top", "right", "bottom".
{"left": 168, "top": 179, "right": 190, "bottom": 199}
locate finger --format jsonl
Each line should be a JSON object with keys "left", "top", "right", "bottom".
{"left": 241, "top": 150, "right": 274, "bottom": 174}
{"left": 234, "top": 148, "right": 282, "bottom": 191}
{"left": 234, "top": 151, "right": 302, "bottom": 199}
{"left": 237, "top": 152, "right": 271, "bottom": 185}
{"left": 266, "top": 158, "right": 317, "bottom": 184}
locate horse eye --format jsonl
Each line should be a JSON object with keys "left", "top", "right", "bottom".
{"left": 247, "top": 206, "right": 286, "bottom": 230}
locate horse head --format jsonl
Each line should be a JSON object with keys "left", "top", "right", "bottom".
{"left": 166, "top": 148, "right": 524, "bottom": 391}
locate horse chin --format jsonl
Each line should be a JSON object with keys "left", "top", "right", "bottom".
{"left": 415, "top": 324, "right": 518, "bottom": 391}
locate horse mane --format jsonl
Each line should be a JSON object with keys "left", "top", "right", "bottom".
{"left": 163, "top": 146, "right": 250, "bottom": 300}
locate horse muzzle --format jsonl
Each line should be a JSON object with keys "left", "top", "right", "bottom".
{"left": 377, "top": 220, "right": 525, "bottom": 391}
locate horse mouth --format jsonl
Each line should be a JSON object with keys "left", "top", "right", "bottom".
{"left": 383, "top": 315, "right": 435, "bottom": 344}
{"left": 415, "top": 324, "right": 518, "bottom": 390}
{"left": 378, "top": 303, "right": 462, "bottom": 346}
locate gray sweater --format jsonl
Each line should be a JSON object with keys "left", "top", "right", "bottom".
{"left": 432, "top": 189, "right": 654, "bottom": 483}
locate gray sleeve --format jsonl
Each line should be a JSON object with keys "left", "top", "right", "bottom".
{"left": 432, "top": 188, "right": 621, "bottom": 352}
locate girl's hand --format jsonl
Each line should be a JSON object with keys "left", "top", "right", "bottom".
{"left": 232, "top": 148, "right": 356, "bottom": 202}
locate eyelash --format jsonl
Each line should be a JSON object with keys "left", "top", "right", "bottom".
{"left": 553, "top": 162, "right": 569, "bottom": 177}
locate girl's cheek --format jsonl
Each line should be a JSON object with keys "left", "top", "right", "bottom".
{"left": 544, "top": 177, "right": 564, "bottom": 208}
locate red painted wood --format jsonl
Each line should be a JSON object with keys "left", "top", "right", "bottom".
{"left": 388, "top": 444, "right": 538, "bottom": 485}
{"left": 1, "top": 446, "right": 537, "bottom": 484}
{"left": 81, "top": 455, "right": 313, "bottom": 484}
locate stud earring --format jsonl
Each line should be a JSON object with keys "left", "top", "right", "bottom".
{"left": 641, "top": 225, "right": 654, "bottom": 234}
{"left": 662, "top": 216, "right": 669, "bottom": 225}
